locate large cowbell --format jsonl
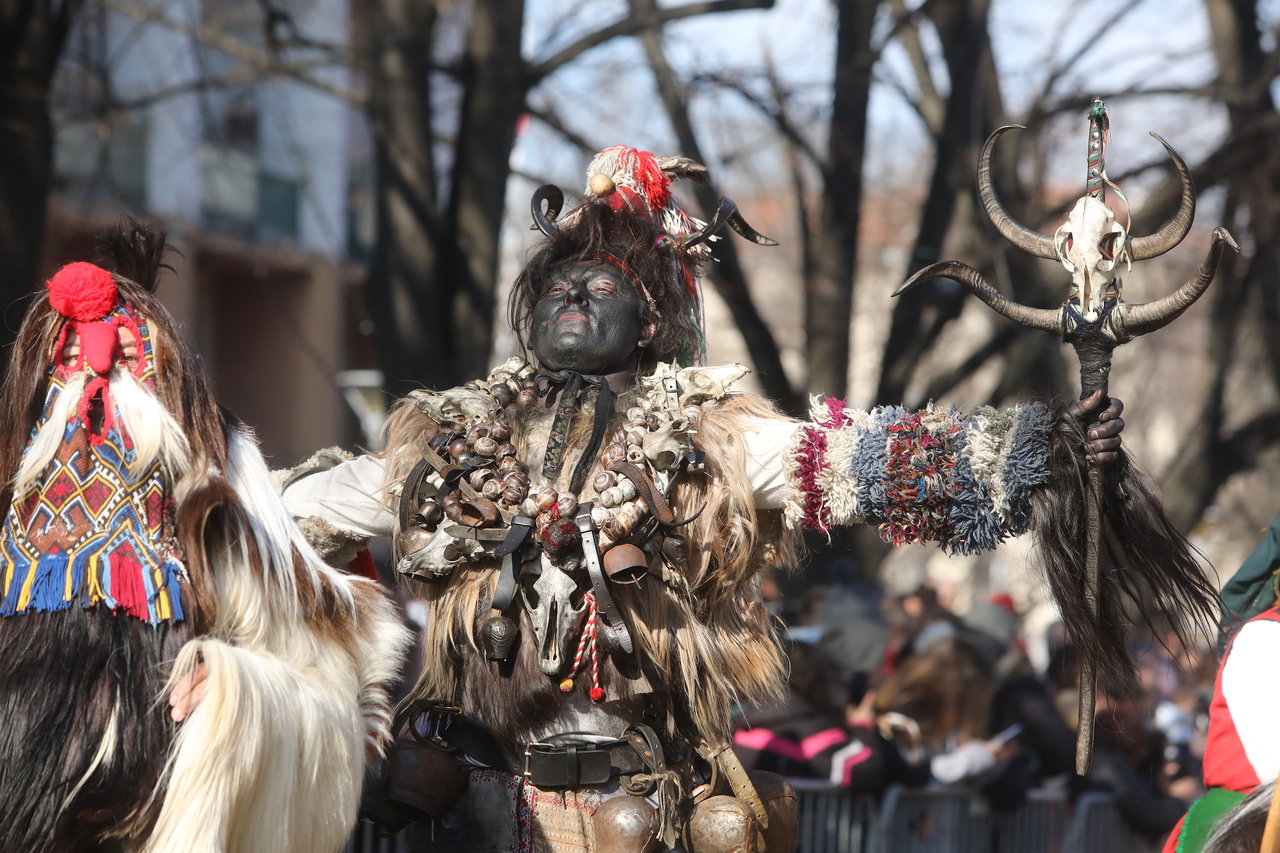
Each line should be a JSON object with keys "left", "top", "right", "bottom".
{"left": 521, "top": 553, "right": 588, "bottom": 676}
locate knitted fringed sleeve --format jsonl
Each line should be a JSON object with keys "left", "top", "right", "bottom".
{"left": 781, "top": 397, "right": 1055, "bottom": 554}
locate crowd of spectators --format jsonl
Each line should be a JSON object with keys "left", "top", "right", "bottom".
{"left": 731, "top": 570, "right": 1219, "bottom": 847}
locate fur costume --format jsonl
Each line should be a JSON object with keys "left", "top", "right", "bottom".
{"left": 281, "top": 145, "right": 1216, "bottom": 852}
{"left": 0, "top": 222, "right": 409, "bottom": 853}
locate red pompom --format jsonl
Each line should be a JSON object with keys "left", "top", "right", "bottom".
{"left": 46, "top": 262, "right": 119, "bottom": 321}
{"left": 589, "top": 687, "right": 605, "bottom": 702}
{"left": 539, "top": 517, "right": 580, "bottom": 557}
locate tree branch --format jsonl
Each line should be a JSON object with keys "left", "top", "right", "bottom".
{"left": 887, "top": 0, "right": 943, "bottom": 135}
{"left": 102, "top": 0, "right": 366, "bottom": 104}
{"left": 1029, "top": 0, "right": 1145, "bottom": 109}
{"left": 525, "top": 104, "right": 599, "bottom": 156}
{"left": 530, "top": 0, "right": 775, "bottom": 80}
{"left": 692, "top": 72, "right": 827, "bottom": 176}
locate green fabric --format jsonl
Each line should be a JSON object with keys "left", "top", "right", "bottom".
{"left": 1218, "top": 511, "right": 1280, "bottom": 655}
{"left": 1177, "top": 787, "right": 1248, "bottom": 853}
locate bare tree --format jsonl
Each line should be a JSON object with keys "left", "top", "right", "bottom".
{"left": 0, "top": 0, "right": 86, "bottom": 347}
{"left": 1157, "top": 0, "right": 1280, "bottom": 527}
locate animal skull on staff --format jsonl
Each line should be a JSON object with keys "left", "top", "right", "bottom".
{"left": 896, "top": 98, "right": 1235, "bottom": 774}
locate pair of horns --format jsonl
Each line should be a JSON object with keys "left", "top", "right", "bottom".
{"left": 980, "top": 125, "right": 1196, "bottom": 262}
{"left": 894, "top": 226, "right": 1237, "bottom": 337}
{"left": 530, "top": 185, "right": 778, "bottom": 248}
{"left": 896, "top": 125, "right": 1238, "bottom": 338}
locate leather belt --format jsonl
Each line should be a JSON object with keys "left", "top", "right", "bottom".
{"left": 522, "top": 739, "right": 647, "bottom": 789}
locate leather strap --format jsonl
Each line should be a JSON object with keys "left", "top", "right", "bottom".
{"left": 491, "top": 514, "right": 532, "bottom": 612}
{"left": 575, "top": 502, "right": 632, "bottom": 653}
{"left": 425, "top": 710, "right": 665, "bottom": 792}
{"left": 699, "top": 740, "right": 769, "bottom": 829}
{"left": 494, "top": 512, "right": 534, "bottom": 558}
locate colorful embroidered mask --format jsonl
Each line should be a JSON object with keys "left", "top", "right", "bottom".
{"left": 0, "top": 264, "right": 184, "bottom": 625}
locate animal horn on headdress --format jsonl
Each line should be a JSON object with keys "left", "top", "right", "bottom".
{"left": 530, "top": 185, "right": 565, "bottom": 237}
{"left": 681, "top": 197, "right": 779, "bottom": 249}
{"left": 1127, "top": 133, "right": 1196, "bottom": 261}
{"left": 1123, "top": 226, "right": 1238, "bottom": 335}
{"left": 893, "top": 260, "right": 1062, "bottom": 333}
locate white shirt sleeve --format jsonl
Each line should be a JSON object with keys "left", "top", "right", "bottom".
{"left": 930, "top": 741, "right": 997, "bottom": 784}
{"left": 1222, "top": 618, "right": 1280, "bottom": 783}
{"left": 740, "top": 416, "right": 802, "bottom": 510}
{"left": 281, "top": 454, "right": 396, "bottom": 539}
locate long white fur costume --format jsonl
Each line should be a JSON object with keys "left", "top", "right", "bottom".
{"left": 142, "top": 428, "right": 408, "bottom": 853}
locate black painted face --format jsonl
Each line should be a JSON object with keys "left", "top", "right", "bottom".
{"left": 529, "top": 261, "right": 647, "bottom": 374}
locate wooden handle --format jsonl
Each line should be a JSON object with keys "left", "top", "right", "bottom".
{"left": 1261, "top": 776, "right": 1280, "bottom": 853}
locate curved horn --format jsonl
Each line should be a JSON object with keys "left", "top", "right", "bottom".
{"left": 1122, "top": 227, "right": 1237, "bottom": 335}
{"left": 893, "top": 260, "right": 1063, "bottom": 334}
{"left": 530, "top": 185, "right": 565, "bottom": 237}
{"left": 1128, "top": 132, "right": 1196, "bottom": 261}
{"left": 979, "top": 126, "right": 1058, "bottom": 260}
{"left": 683, "top": 198, "right": 778, "bottom": 249}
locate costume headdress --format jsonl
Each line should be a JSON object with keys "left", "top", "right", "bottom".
{"left": 0, "top": 255, "right": 187, "bottom": 625}
{"left": 529, "top": 145, "right": 777, "bottom": 363}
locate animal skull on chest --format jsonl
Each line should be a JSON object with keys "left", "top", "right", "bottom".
{"left": 1053, "top": 196, "right": 1130, "bottom": 322}
{"left": 521, "top": 553, "right": 588, "bottom": 676}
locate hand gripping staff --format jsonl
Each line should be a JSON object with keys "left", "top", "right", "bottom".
{"left": 895, "top": 99, "right": 1235, "bottom": 774}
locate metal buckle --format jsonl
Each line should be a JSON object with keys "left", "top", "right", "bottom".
{"left": 523, "top": 742, "right": 555, "bottom": 779}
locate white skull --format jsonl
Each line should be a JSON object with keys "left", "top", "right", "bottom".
{"left": 1053, "top": 196, "right": 1130, "bottom": 323}
{"left": 520, "top": 554, "right": 588, "bottom": 676}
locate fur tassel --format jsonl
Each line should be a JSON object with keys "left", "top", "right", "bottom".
{"left": 0, "top": 608, "right": 190, "bottom": 852}
{"left": 146, "top": 424, "right": 408, "bottom": 851}
{"left": 94, "top": 216, "right": 171, "bottom": 292}
{"left": 1032, "top": 400, "right": 1218, "bottom": 687}
{"left": 143, "top": 639, "right": 365, "bottom": 853}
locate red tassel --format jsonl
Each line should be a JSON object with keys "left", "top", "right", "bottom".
{"left": 109, "top": 543, "right": 150, "bottom": 621}
{"left": 631, "top": 149, "right": 671, "bottom": 209}
{"left": 349, "top": 548, "right": 379, "bottom": 581}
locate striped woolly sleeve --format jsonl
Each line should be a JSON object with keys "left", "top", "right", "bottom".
{"left": 781, "top": 398, "right": 1055, "bottom": 554}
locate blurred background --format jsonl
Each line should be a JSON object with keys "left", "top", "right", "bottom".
{"left": 4, "top": 0, "right": 1280, "bottom": 642}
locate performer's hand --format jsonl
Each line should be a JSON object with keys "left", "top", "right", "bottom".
{"left": 1068, "top": 391, "right": 1124, "bottom": 465}
{"left": 169, "top": 663, "right": 209, "bottom": 722}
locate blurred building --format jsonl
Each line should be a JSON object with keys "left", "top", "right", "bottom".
{"left": 45, "top": 0, "right": 382, "bottom": 466}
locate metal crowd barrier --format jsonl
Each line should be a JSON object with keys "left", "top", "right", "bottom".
{"left": 791, "top": 779, "right": 877, "bottom": 853}
{"left": 347, "top": 784, "right": 1156, "bottom": 853}
{"left": 1061, "top": 792, "right": 1154, "bottom": 853}
{"left": 869, "top": 787, "right": 992, "bottom": 853}
{"left": 991, "top": 789, "right": 1067, "bottom": 853}
{"left": 792, "top": 784, "right": 1152, "bottom": 853}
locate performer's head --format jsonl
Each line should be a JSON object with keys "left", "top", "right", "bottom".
{"left": 512, "top": 203, "right": 695, "bottom": 375}
{"left": 509, "top": 145, "right": 774, "bottom": 376}
{"left": 0, "top": 225, "right": 223, "bottom": 508}
{"left": 0, "top": 220, "right": 229, "bottom": 625}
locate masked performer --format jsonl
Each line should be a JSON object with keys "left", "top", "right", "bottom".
{"left": 0, "top": 222, "right": 408, "bottom": 853}
{"left": 283, "top": 147, "right": 1213, "bottom": 853}
{"left": 1158, "top": 513, "right": 1280, "bottom": 853}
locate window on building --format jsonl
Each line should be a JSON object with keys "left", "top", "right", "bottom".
{"left": 258, "top": 173, "right": 300, "bottom": 242}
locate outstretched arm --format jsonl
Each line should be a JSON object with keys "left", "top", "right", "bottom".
{"left": 753, "top": 393, "right": 1123, "bottom": 554}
